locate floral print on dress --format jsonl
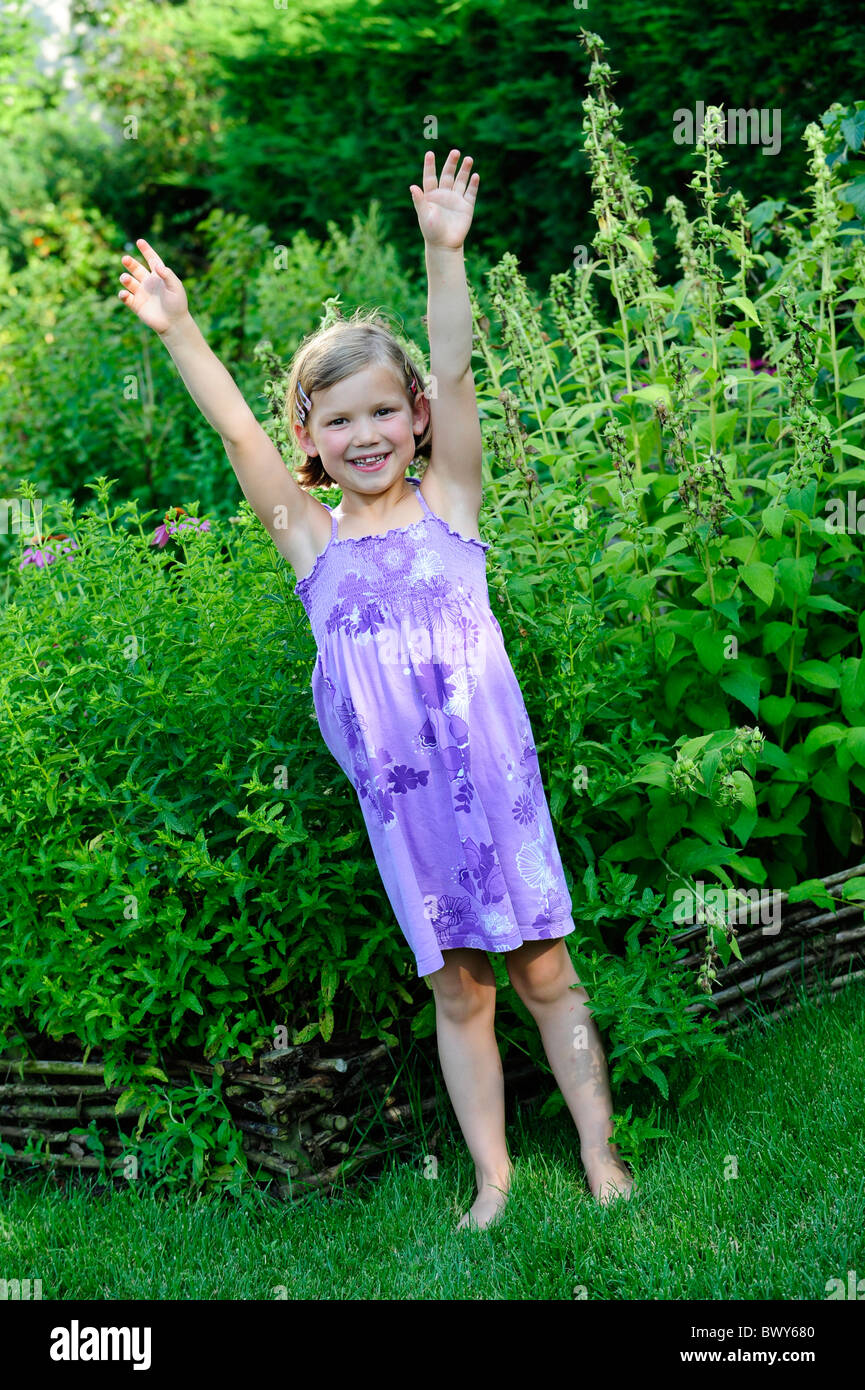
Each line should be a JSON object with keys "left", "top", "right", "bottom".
{"left": 424, "top": 891, "right": 482, "bottom": 947}
{"left": 335, "top": 694, "right": 367, "bottom": 752}
{"left": 295, "top": 476, "right": 577, "bottom": 977}
{"left": 501, "top": 737, "right": 546, "bottom": 827}
{"left": 459, "top": 836, "right": 507, "bottom": 906}
{"left": 352, "top": 743, "right": 430, "bottom": 828}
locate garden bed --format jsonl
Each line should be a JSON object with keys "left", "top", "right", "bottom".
{"left": 3, "top": 864, "right": 863, "bottom": 1198}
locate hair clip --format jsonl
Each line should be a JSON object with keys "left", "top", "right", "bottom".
{"left": 296, "top": 381, "right": 313, "bottom": 424}
{"left": 408, "top": 374, "right": 418, "bottom": 397}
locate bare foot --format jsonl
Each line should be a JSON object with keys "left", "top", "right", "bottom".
{"left": 457, "top": 1170, "right": 513, "bottom": 1231}
{"left": 582, "top": 1150, "right": 635, "bottom": 1206}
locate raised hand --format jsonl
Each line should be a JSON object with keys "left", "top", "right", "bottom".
{"left": 117, "top": 237, "right": 188, "bottom": 335}
{"left": 409, "top": 149, "right": 480, "bottom": 249}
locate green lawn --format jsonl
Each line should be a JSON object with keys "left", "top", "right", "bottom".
{"left": 1, "top": 980, "right": 863, "bottom": 1300}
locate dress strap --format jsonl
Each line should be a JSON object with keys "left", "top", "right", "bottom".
{"left": 323, "top": 503, "right": 338, "bottom": 541}
{"left": 408, "top": 475, "right": 432, "bottom": 518}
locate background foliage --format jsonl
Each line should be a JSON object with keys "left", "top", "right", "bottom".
{"left": 2, "top": 4, "right": 864, "bottom": 1188}
{"left": 64, "top": 0, "right": 865, "bottom": 285}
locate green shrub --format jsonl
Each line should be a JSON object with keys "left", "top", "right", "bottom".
{"left": 4, "top": 34, "right": 865, "bottom": 1187}
{"left": 1, "top": 476, "right": 417, "bottom": 1061}
{"left": 0, "top": 203, "right": 425, "bottom": 535}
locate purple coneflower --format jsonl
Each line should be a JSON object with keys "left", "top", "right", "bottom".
{"left": 151, "top": 506, "right": 212, "bottom": 548}
{"left": 19, "top": 533, "right": 79, "bottom": 570}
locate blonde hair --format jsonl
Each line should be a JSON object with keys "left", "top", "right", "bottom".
{"left": 286, "top": 307, "right": 432, "bottom": 490}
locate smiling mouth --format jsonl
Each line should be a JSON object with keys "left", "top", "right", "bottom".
{"left": 349, "top": 452, "right": 391, "bottom": 471}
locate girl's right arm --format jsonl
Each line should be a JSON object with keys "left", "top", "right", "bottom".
{"left": 117, "top": 238, "right": 325, "bottom": 569}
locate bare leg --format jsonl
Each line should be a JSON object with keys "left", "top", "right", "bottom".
{"left": 507, "top": 939, "right": 634, "bottom": 1205}
{"left": 428, "top": 948, "right": 515, "bottom": 1230}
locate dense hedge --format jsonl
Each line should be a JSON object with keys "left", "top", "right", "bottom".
{"left": 57, "top": 0, "right": 865, "bottom": 287}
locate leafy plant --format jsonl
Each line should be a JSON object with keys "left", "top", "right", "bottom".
{"left": 4, "top": 28, "right": 864, "bottom": 1187}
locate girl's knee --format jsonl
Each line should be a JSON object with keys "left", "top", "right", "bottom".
{"left": 506, "top": 938, "right": 579, "bottom": 1007}
{"left": 430, "top": 949, "right": 496, "bottom": 1018}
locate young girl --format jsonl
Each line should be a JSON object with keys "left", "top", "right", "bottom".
{"left": 118, "top": 149, "right": 634, "bottom": 1231}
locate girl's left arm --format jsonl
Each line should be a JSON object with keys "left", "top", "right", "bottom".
{"left": 410, "top": 150, "right": 483, "bottom": 515}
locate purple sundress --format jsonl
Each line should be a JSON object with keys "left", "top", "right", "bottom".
{"left": 293, "top": 474, "right": 577, "bottom": 977}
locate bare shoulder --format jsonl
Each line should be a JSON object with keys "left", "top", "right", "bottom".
{"left": 273, "top": 489, "right": 333, "bottom": 582}
{"left": 418, "top": 461, "right": 484, "bottom": 545}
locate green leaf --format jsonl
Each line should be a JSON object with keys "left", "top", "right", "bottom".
{"left": 729, "top": 770, "right": 756, "bottom": 811}
{"left": 727, "top": 296, "right": 761, "bottom": 324}
{"left": 718, "top": 668, "right": 761, "bottom": 717}
{"left": 776, "top": 554, "right": 816, "bottom": 604}
{"left": 410, "top": 999, "right": 437, "bottom": 1038}
{"left": 642, "top": 1063, "right": 669, "bottom": 1099}
{"left": 846, "top": 728, "right": 865, "bottom": 768}
{"left": 841, "top": 375, "right": 865, "bottom": 398}
{"left": 320, "top": 962, "right": 338, "bottom": 1004}
{"left": 114, "top": 1087, "right": 139, "bottom": 1116}
{"left": 841, "top": 111, "right": 865, "bottom": 151}
{"left": 204, "top": 962, "right": 230, "bottom": 986}
{"left": 646, "top": 799, "right": 689, "bottom": 855}
{"left": 761, "top": 505, "right": 786, "bottom": 538}
{"left": 331, "top": 829, "right": 363, "bottom": 852}
{"left": 692, "top": 628, "right": 727, "bottom": 675}
{"left": 617, "top": 383, "right": 673, "bottom": 409}
{"left": 794, "top": 660, "right": 841, "bottom": 690}
{"left": 740, "top": 561, "right": 775, "bottom": 605}
{"left": 747, "top": 199, "right": 786, "bottom": 230}
{"left": 839, "top": 179, "right": 865, "bottom": 221}
{"left": 538, "top": 1089, "right": 567, "bottom": 1119}
{"left": 801, "top": 594, "right": 855, "bottom": 615}
{"left": 842, "top": 657, "right": 865, "bottom": 710}
{"left": 803, "top": 724, "right": 847, "bottom": 756}
{"left": 812, "top": 761, "right": 849, "bottom": 804}
{"left": 759, "top": 694, "right": 795, "bottom": 724}
{"left": 786, "top": 879, "right": 838, "bottom": 912}
{"left": 139, "top": 1065, "right": 169, "bottom": 1082}
{"left": 761, "top": 621, "right": 793, "bottom": 655}
{"left": 603, "top": 834, "right": 655, "bottom": 862}
{"left": 628, "top": 759, "right": 674, "bottom": 788}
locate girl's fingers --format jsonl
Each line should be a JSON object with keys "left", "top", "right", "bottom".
{"left": 418, "top": 150, "right": 477, "bottom": 199}
{"left": 136, "top": 237, "right": 165, "bottom": 275}
{"left": 120, "top": 255, "right": 148, "bottom": 283}
{"left": 452, "top": 154, "right": 473, "bottom": 195}
{"left": 421, "top": 149, "right": 438, "bottom": 193}
{"left": 438, "top": 149, "right": 459, "bottom": 189}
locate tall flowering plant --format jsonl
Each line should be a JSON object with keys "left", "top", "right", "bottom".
{"left": 466, "top": 31, "right": 865, "bottom": 1066}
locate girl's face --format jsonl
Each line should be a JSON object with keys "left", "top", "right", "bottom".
{"left": 296, "top": 364, "right": 429, "bottom": 491}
